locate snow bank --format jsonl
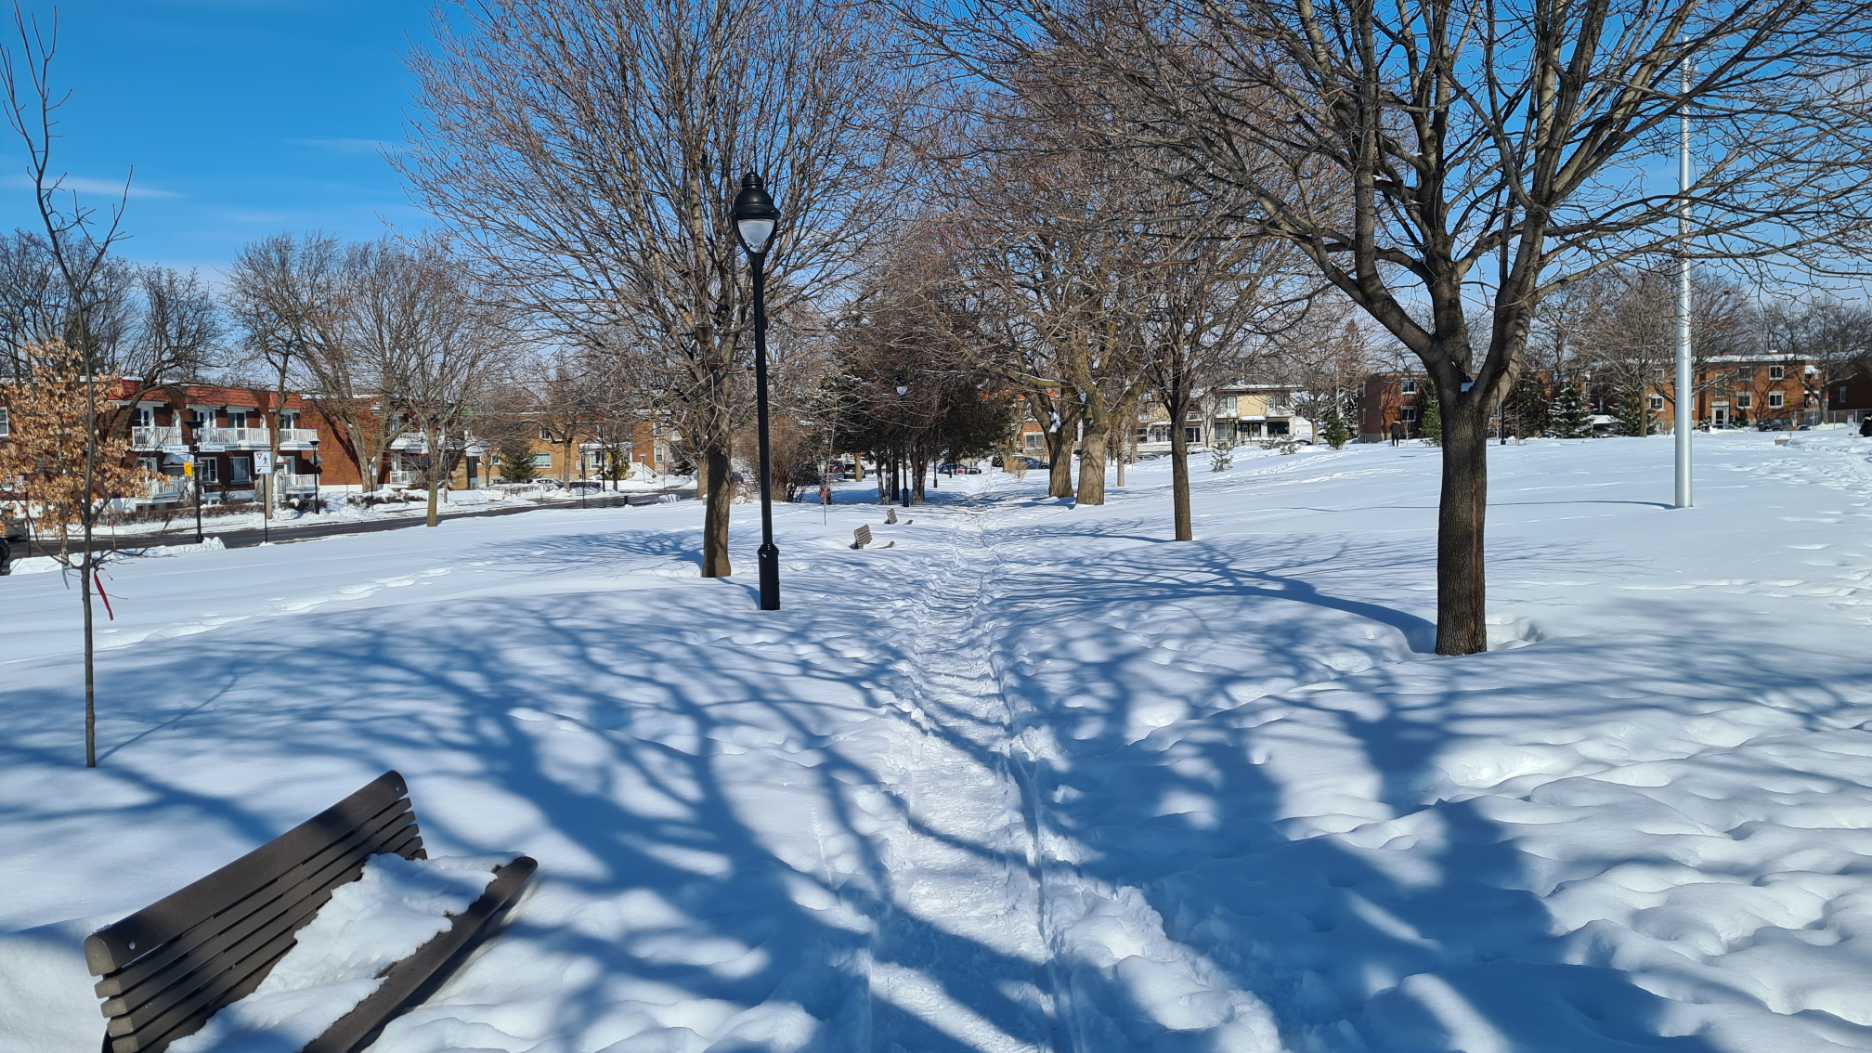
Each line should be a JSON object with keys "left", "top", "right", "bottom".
{"left": 6, "top": 536, "right": 226, "bottom": 576}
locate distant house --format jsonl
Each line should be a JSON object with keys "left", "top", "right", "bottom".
{"left": 1641, "top": 355, "right": 1818, "bottom": 431}
{"left": 1825, "top": 369, "right": 1872, "bottom": 424}
{"left": 1135, "top": 383, "right": 1314, "bottom": 453}
{"left": 1359, "top": 373, "right": 1424, "bottom": 442}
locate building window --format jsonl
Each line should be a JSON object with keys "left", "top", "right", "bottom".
{"left": 1184, "top": 425, "right": 1202, "bottom": 444}
{"left": 1215, "top": 396, "right": 1237, "bottom": 417}
{"left": 0, "top": 405, "right": 9, "bottom": 438}
{"left": 531, "top": 453, "right": 553, "bottom": 468}
{"left": 229, "top": 456, "right": 253, "bottom": 485}
{"left": 1769, "top": 365, "right": 1785, "bottom": 381}
{"left": 1648, "top": 395, "right": 1664, "bottom": 410}
{"left": 1402, "top": 407, "right": 1418, "bottom": 423}
{"left": 1024, "top": 432, "right": 1042, "bottom": 450}
{"left": 1737, "top": 393, "right": 1752, "bottom": 409}
{"left": 199, "top": 457, "right": 218, "bottom": 484}
{"left": 1769, "top": 392, "right": 1785, "bottom": 409}
{"left": 1401, "top": 379, "right": 1417, "bottom": 395}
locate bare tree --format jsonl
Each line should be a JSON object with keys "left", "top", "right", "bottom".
{"left": 908, "top": 0, "right": 1872, "bottom": 653}
{"left": 402, "top": 0, "right": 909, "bottom": 578}
{"left": 1579, "top": 266, "right": 1748, "bottom": 432}
{"left": 2, "top": 3, "right": 140, "bottom": 766}
{"left": 228, "top": 234, "right": 325, "bottom": 519}
{"left": 374, "top": 238, "right": 511, "bottom": 526}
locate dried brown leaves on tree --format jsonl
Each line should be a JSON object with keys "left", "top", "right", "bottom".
{"left": 0, "top": 345, "right": 151, "bottom": 552}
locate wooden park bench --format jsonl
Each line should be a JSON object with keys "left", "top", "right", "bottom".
{"left": 851, "top": 525, "right": 893, "bottom": 550}
{"left": 83, "top": 771, "right": 536, "bottom": 1053}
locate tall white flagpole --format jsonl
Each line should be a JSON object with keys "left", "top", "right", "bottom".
{"left": 1684, "top": 51, "right": 1699, "bottom": 505}
{"left": 1675, "top": 52, "right": 1694, "bottom": 509}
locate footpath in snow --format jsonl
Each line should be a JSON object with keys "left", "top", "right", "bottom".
{"left": 2, "top": 431, "right": 1872, "bottom": 1051}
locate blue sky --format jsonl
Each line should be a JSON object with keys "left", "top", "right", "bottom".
{"left": 0, "top": 0, "right": 438, "bottom": 280}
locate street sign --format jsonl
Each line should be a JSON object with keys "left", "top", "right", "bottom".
{"left": 253, "top": 451, "right": 275, "bottom": 475}
{"left": 182, "top": 459, "right": 194, "bottom": 478}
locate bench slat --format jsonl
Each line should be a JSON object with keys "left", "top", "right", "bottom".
{"left": 305, "top": 855, "right": 537, "bottom": 1053}
{"left": 97, "top": 808, "right": 417, "bottom": 1011}
{"left": 86, "top": 772, "right": 410, "bottom": 975}
{"left": 101, "top": 812, "right": 421, "bottom": 1038}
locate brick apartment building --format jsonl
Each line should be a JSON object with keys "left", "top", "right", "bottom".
{"left": 1640, "top": 355, "right": 1820, "bottom": 431}
{"left": 1359, "top": 373, "right": 1426, "bottom": 442}
{"left": 1822, "top": 370, "right": 1872, "bottom": 424}
{"left": 3, "top": 378, "right": 678, "bottom": 514}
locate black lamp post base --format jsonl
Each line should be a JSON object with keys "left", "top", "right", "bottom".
{"left": 758, "top": 543, "right": 781, "bottom": 611}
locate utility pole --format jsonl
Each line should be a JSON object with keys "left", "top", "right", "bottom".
{"left": 1674, "top": 52, "right": 1694, "bottom": 509}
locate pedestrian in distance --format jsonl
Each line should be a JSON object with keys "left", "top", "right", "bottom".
{"left": 1390, "top": 422, "right": 1405, "bottom": 447}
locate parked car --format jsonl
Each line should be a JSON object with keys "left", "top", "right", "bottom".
{"left": 0, "top": 515, "right": 26, "bottom": 576}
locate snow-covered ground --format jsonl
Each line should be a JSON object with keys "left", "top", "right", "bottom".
{"left": 80, "top": 473, "right": 692, "bottom": 540}
{"left": 2, "top": 431, "right": 1871, "bottom": 1052}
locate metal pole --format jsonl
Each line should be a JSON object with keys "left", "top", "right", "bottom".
{"left": 1674, "top": 52, "right": 1694, "bottom": 509}
{"left": 752, "top": 252, "right": 781, "bottom": 611}
{"left": 193, "top": 450, "right": 203, "bottom": 544}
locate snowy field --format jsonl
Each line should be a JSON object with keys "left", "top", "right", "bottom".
{"left": 2, "top": 431, "right": 1871, "bottom": 1052}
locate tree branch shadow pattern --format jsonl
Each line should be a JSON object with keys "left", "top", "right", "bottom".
{"left": 1, "top": 492, "right": 1869, "bottom": 1052}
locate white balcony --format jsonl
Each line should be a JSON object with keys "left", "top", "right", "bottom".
{"left": 197, "top": 426, "right": 270, "bottom": 450}
{"left": 390, "top": 434, "right": 427, "bottom": 453}
{"left": 131, "top": 425, "right": 185, "bottom": 449}
{"left": 277, "top": 428, "right": 320, "bottom": 449}
{"left": 279, "top": 472, "right": 320, "bottom": 494}
{"left": 146, "top": 477, "right": 190, "bottom": 502}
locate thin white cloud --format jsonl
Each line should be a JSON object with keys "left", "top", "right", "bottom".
{"left": 3, "top": 174, "right": 181, "bottom": 199}
{"left": 287, "top": 137, "right": 405, "bottom": 157}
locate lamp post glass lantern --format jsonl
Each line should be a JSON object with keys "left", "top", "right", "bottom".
{"left": 732, "top": 172, "right": 783, "bottom": 611}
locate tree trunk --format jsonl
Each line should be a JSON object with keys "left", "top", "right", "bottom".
{"left": 1116, "top": 420, "right": 1128, "bottom": 488}
{"left": 700, "top": 438, "right": 733, "bottom": 577}
{"left": 1169, "top": 394, "right": 1193, "bottom": 541}
{"left": 1436, "top": 395, "right": 1490, "bottom": 655}
{"left": 1076, "top": 423, "right": 1108, "bottom": 505}
{"left": 912, "top": 451, "right": 927, "bottom": 503}
{"left": 1046, "top": 428, "right": 1073, "bottom": 498}
{"left": 425, "top": 428, "right": 444, "bottom": 527}
{"left": 82, "top": 554, "right": 95, "bottom": 767}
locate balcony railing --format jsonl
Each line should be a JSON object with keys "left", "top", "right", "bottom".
{"left": 278, "top": 472, "right": 319, "bottom": 494}
{"left": 390, "top": 434, "right": 427, "bottom": 453}
{"left": 131, "top": 425, "right": 184, "bottom": 449}
{"left": 277, "top": 428, "right": 320, "bottom": 448}
{"left": 146, "top": 478, "right": 190, "bottom": 502}
{"left": 197, "top": 426, "right": 270, "bottom": 449}
{"left": 388, "top": 469, "right": 417, "bottom": 487}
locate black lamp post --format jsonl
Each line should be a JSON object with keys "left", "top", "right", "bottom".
{"left": 732, "top": 172, "right": 782, "bottom": 611}
{"left": 895, "top": 381, "right": 911, "bottom": 506}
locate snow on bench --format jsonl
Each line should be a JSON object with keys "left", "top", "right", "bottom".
{"left": 82, "top": 772, "right": 535, "bottom": 1053}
